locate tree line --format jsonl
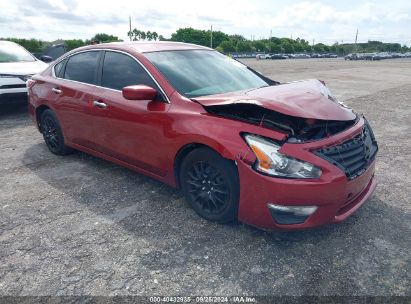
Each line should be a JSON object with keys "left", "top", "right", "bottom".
{"left": 165, "top": 28, "right": 409, "bottom": 55}
{"left": 1, "top": 33, "right": 123, "bottom": 55}
{"left": 2, "top": 28, "right": 409, "bottom": 56}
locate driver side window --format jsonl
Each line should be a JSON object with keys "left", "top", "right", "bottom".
{"left": 101, "top": 51, "right": 158, "bottom": 92}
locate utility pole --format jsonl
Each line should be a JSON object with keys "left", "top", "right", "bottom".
{"left": 129, "top": 16, "right": 132, "bottom": 41}
{"left": 354, "top": 28, "right": 358, "bottom": 52}
{"left": 270, "top": 29, "right": 272, "bottom": 40}
{"left": 210, "top": 25, "right": 213, "bottom": 48}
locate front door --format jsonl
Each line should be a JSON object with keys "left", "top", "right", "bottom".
{"left": 91, "top": 50, "right": 171, "bottom": 176}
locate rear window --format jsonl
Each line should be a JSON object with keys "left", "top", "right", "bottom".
{"left": 64, "top": 51, "right": 100, "bottom": 84}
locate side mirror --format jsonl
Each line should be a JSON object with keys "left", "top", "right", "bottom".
{"left": 122, "top": 85, "right": 158, "bottom": 101}
{"left": 40, "top": 55, "right": 53, "bottom": 63}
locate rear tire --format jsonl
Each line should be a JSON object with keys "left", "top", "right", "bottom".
{"left": 180, "top": 147, "right": 239, "bottom": 223}
{"left": 40, "top": 109, "right": 73, "bottom": 155}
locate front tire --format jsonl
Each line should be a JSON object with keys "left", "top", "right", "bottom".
{"left": 40, "top": 109, "right": 73, "bottom": 155}
{"left": 180, "top": 147, "right": 239, "bottom": 223}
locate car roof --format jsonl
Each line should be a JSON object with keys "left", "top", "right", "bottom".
{"left": 79, "top": 41, "right": 213, "bottom": 53}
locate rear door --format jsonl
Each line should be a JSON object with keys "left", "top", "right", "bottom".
{"left": 52, "top": 50, "right": 102, "bottom": 148}
{"left": 91, "top": 50, "right": 171, "bottom": 176}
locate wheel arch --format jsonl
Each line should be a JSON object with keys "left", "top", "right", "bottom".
{"left": 35, "top": 105, "right": 51, "bottom": 131}
{"left": 173, "top": 141, "right": 238, "bottom": 188}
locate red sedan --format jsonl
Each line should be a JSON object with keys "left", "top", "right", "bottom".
{"left": 27, "top": 42, "right": 378, "bottom": 230}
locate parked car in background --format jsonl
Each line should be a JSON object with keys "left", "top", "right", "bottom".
{"left": 344, "top": 52, "right": 410, "bottom": 61}
{"left": 40, "top": 43, "right": 66, "bottom": 62}
{"left": 363, "top": 53, "right": 381, "bottom": 61}
{"left": 314, "top": 53, "right": 336, "bottom": 58}
{"left": 293, "top": 53, "right": 311, "bottom": 59}
{"left": 344, "top": 53, "right": 358, "bottom": 60}
{"left": 390, "top": 53, "right": 401, "bottom": 58}
{"left": 0, "top": 40, "right": 48, "bottom": 104}
{"left": 371, "top": 53, "right": 381, "bottom": 60}
{"left": 378, "top": 52, "right": 393, "bottom": 60}
{"left": 28, "top": 42, "right": 378, "bottom": 230}
{"left": 256, "top": 54, "right": 270, "bottom": 59}
{"left": 269, "top": 53, "right": 288, "bottom": 59}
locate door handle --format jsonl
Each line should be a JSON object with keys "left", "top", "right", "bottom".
{"left": 93, "top": 100, "right": 108, "bottom": 108}
{"left": 51, "top": 87, "right": 62, "bottom": 94}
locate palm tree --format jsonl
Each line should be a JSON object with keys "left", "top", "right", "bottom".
{"left": 132, "top": 29, "right": 141, "bottom": 41}
{"left": 152, "top": 32, "right": 158, "bottom": 41}
{"left": 128, "top": 28, "right": 161, "bottom": 41}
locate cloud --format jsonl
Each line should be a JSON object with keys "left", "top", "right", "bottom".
{"left": 1, "top": 0, "right": 410, "bottom": 45}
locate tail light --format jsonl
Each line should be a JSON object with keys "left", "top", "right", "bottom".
{"left": 26, "top": 78, "right": 37, "bottom": 96}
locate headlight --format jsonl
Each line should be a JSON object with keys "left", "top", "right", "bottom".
{"left": 244, "top": 134, "right": 322, "bottom": 179}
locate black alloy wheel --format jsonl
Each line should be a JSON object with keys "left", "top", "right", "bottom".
{"left": 40, "top": 109, "right": 73, "bottom": 155}
{"left": 42, "top": 115, "right": 60, "bottom": 151}
{"left": 180, "top": 147, "right": 239, "bottom": 223}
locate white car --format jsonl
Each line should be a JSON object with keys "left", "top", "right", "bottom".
{"left": 256, "top": 54, "right": 271, "bottom": 59}
{"left": 0, "top": 40, "right": 48, "bottom": 104}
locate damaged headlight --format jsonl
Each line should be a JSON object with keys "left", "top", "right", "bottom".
{"left": 244, "top": 134, "right": 322, "bottom": 179}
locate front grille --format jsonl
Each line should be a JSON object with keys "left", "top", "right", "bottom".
{"left": 315, "top": 119, "right": 378, "bottom": 180}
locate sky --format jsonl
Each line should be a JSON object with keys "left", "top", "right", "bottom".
{"left": 1, "top": 0, "right": 410, "bottom": 45}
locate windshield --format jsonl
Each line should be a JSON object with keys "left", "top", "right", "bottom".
{"left": 0, "top": 42, "right": 36, "bottom": 63}
{"left": 145, "top": 50, "right": 268, "bottom": 98}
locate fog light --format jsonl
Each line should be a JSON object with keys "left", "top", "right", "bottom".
{"left": 268, "top": 204, "right": 317, "bottom": 225}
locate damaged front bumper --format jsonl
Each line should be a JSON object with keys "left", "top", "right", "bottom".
{"left": 236, "top": 117, "right": 378, "bottom": 230}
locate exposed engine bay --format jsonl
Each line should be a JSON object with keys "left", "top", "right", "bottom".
{"left": 205, "top": 103, "right": 358, "bottom": 142}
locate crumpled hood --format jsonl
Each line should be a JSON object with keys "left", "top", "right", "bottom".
{"left": 0, "top": 60, "right": 48, "bottom": 76}
{"left": 194, "top": 79, "right": 356, "bottom": 121}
